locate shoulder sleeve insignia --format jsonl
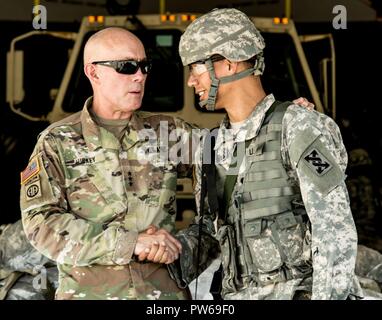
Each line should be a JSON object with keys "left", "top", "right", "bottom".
{"left": 20, "top": 156, "right": 40, "bottom": 185}
{"left": 25, "top": 179, "right": 42, "bottom": 200}
{"left": 303, "top": 148, "right": 332, "bottom": 176}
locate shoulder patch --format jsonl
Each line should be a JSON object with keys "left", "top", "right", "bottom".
{"left": 20, "top": 156, "right": 40, "bottom": 185}
{"left": 303, "top": 148, "right": 332, "bottom": 176}
{"left": 25, "top": 179, "right": 42, "bottom": 200}
{"left": 297, "top": 138, "right": 345, "bottom": 195}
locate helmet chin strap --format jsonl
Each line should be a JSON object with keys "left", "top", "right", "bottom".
{"left": 199, "top": 59, "right": 256, "bottom": 111}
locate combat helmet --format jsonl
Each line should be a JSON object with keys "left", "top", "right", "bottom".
{"left": 179, "top": 8, "right": 266, "bottom": 110}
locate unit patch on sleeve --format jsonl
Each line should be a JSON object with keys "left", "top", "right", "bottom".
{"left": 25, "top": 179, "right": 42, "bottom": 200}
{"left": 303, "top": 148, "right": 332, "bottom": 176}
{"left": 20, "top": 156, "right": 40, "bottom": 185}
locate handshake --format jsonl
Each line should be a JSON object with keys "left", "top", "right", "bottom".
{"left": 133, "top": 225, "right": 182, "bottom": 265}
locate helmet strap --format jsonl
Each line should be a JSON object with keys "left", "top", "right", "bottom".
{"left": 199, "top": 59, "right": 219, "bottom": 111}
{"left": 199, "top": 59, "right": 256, "bottom": 111}
{"left": 219, "top": 67, "right": 255, "bottom": 84}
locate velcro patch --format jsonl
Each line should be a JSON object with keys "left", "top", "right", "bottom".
{"left": 65, "top": 157, "right": 95, "bottom": 166}
{"left": 25, "top": 179, "right": 42, "bottom": 201}
{"left": 303, "top": 148, "right": 332, "bottom": 176}
{"left": 20, "top": 156, "right": 40, "bottom": 185}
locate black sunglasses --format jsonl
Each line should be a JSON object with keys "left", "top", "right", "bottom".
{"left": 92, "top": 59, "right": 152, "bottom": 75}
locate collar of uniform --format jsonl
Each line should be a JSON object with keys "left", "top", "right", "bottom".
{"left": 214, "top": 94, "right": 275, "bottom": 170}
{"left": 81, "top": 97, "right": 146, "bottom": 151}
{"left": 121, "top": 111, "right": 145, "bottom": 150}
{"left": 214, "top": 94, "right": 276, "bottom": 150}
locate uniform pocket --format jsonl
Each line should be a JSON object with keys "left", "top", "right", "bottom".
{"left": 216, "top": 225, "right": 240, "bottom": 293}
{"left": 244, "top": 211, "right": 306, "bottom": 273}
{"left": 66, "top": 162, "right": 123, "bottom": 223}
{"left": 246, "top": 230, "right": 283, "bottom": 273}
{"left": 137, "top": 164, "right": 177, "bottom": 210}
{"left": 277, "top": 221, "right": 305, "bottom": 266}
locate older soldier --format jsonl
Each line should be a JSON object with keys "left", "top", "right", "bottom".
{"left": 19, "top": 27, "right": 192, "bottom": 300}
{"left": 179, "top": 8, "right": 363, "bottom": 300}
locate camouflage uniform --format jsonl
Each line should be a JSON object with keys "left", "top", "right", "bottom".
{"left": 20, "top": 97, "right": 194, "bottom": 300}
{"left": 0, "top": 220, "right": 58, "bottom": 300}
{"left": 194, "top": 94, "right": 362, "bottom": 299}
{"left": 179, "top": 7, "right": 362, "bottom": 300}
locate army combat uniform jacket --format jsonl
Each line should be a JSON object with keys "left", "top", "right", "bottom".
{"left": 20, "top": 98, "right": 195, "bottom": 300}
{"left": 194, "top": 94, "right": 363, "bottom": 300}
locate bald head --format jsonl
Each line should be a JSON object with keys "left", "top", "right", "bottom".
{"left": 83, "top": 27, "right": 147, "bottom": 120}
{"left": 84, "top": 27, "right": 145, "bottom": 64}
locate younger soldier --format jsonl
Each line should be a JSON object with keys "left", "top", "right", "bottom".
{"left": 179, "top": 8, "right": 363, "bottom": 300}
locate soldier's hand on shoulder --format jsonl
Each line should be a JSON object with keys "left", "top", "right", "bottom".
{"left": 293, "top": 97, "right": 315, "bottom": 110}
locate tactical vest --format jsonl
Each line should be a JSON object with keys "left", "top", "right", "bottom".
{"left": 217, "top": 102, "right": 313, "bottom": 294}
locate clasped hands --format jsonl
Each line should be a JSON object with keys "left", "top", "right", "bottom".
{"left": 133, "top": 225, "right": 182, "bottom": 264}
{"left": 132, "top": 98, "right": 313, "bottom": 265}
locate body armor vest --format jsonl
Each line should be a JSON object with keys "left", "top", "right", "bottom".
{"left": 217, "top": 102, "right": 313, "bottom": 295}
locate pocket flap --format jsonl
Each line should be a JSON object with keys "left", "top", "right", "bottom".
{"left": 244, "top": 220, "right": 262, "bottom": 237}
{"left": 276, "top": 211, "right": 297, "bottom": 229}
